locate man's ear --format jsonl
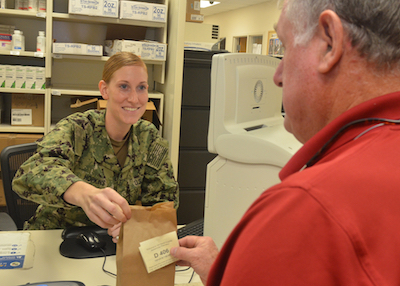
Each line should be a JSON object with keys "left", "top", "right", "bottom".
{"left": 99, "top": 80, "right": 109, "bottom": 100}
{"left": 317, "top": 10, "right": 344, "bottom": 74}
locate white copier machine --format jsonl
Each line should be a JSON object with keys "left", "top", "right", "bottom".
{"left": 204, "top": 53, "right": 303, "bottom": 249}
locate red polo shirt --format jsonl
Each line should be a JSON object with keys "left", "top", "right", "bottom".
{"left": 207, "top": 92, "right": 400, "bottom": 286}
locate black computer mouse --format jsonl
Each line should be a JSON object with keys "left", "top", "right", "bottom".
{"left": 76, "top": 231, "right": 106, "bottom": 251}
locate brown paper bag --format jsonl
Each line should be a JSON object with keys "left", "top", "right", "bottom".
{"left": 116, "top": 202, "right": 177, "bottom": 286}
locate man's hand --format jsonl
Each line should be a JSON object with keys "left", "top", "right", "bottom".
{"left": 170, "top": 236, "right": 219, "bottom": 285}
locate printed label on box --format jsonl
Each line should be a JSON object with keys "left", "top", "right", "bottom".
{"left": 152, "top": 5, "right": 167, "bottom": 22}
{"left": 12, "top": 109, "right": 32, "bottom": 125}
{"left": 103, "top": 0, "right": 118, "bottom": 17}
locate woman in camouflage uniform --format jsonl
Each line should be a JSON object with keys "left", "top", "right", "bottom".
{"left": 12, "top": 52, "right": 179, "bottom": 238}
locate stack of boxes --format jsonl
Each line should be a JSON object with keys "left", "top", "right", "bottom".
{"left": 55, "top": 0, "right": 168, "bottom": 59}
{"left": 0, "top": 65, "right": 45, "bottom": 90}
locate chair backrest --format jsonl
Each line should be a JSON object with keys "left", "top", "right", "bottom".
{"left": 1, "top": 142, "right": 38, "bottom": 230}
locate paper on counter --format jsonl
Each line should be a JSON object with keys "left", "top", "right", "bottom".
{"left": 0, "top": 232, "right": 34, "bottom": 269}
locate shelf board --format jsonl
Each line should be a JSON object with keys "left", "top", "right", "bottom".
{"left": 0, "top": 88, "right": 46, "bottom": 94}
{"left": 0, "top": 50, "right": 45, "bottom": 58}
{"left": 0, "top": 8, "right": 46, "bottom": 19}
{"left": 52, "top": 12, "right": 166, "bottom": 28}
{"left": 0, "top": 124, "right": 45, "bottom": 133}
{"left": 52, "top": 54, "right": 165, "bottom": 65}
{"left": 51, "top": 89, "right": 164, "bottom": 98}
{"left": 51, "top": 89, "right": 101, "bottom": 97}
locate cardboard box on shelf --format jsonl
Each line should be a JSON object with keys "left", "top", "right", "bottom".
{"left": 68, "top": 0, "right": 119, "bottom": 18}
{"left": 11, "top": 94, "right": 45, "bottom": 127}
{"left": 0, "top": 133, "right": 42, "bottom": 206}
{"left": 53, "top": 43, "right": 103, "bottom": 56}
{"left": 186, "top": 13, "right": 204, "bottom": 23}
{"left": 104, "top": 40, "right": 167, "bottom": 60}
{"left": 119, "top": 1, "right": 167, "bottom": 23}
{"left": 104, "top": 39, "right": 142, "bottom": 57}
{"left": 35, "top": 67, "right": 46, "bottom": 90}
{"left": 187, "top": 0, "right": 201, "bottom": 14}
{"left": 0, "top": 65, "right": 6, "bottom": 88}
{"left": 97, "top": 100, "right": 159, "bottom": 124}
{"left": 5, "top": 65, "right": 16, "bottom": 88}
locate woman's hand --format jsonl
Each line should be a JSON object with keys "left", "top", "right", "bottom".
{"left": 170, "top": 236, "right": 219, "bottom": 285}
{"left": 63, "top": 181, "right": 131, "bottom": 229}
{"left": 108, "top": 222, "right": 122, "bottom": 243}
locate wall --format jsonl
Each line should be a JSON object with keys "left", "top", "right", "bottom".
{"left": 202, "top": 0, "right": 282, "bottom": 54}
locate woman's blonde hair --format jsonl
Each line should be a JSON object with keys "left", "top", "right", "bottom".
{"left": 102, "top": 52, "right": 147, "bottom": 83}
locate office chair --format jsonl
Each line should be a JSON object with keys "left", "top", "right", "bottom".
{"left": 1, "top": 142, "right": 38, "bottom": 230}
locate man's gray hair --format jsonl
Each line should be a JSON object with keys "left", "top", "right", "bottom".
{"left": 281, "top": 0, "right": 400, "bottom": 70}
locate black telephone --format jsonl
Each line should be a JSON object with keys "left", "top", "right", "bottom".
{"left": 59, "top": 225, "right": 116, "bottom": 259}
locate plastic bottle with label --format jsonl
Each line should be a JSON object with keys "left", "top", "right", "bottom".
{"left": 37, "top": 0, "right": 45, "bottom": 12}
{"left": 12, "top": 30, "right": 24, "bottom": 51}
{"left": 15, "top": 0, "right": 27, "bottom": 10}
{"left": 20, "top": 30, "right": 25, "bottom": 51}
{"left": 36, "top": 31, "right": 45, "bottom": 53}
{"left": 1, "top": 0, "right": 6, "bottom": 9}
{"left": 28, "top": 0, "right": 37, "bottom": 12}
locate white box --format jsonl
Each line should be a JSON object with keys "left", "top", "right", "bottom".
{"left": 35, "top": 67, "right": 45, "bottom": 90}
{"left": 53, "top": 43, "right": 83, "bottom": 55}
{"left": 5, "top": 65, "right": 16, "bottom": 88}
{"left": 0, "top": 65, "right": 5, "bottom": 88}
{"left": 119, "top": 1, "right": 167, "bottom": 22}
{"left": 104, "top": 39, "right": 166, "bottom": 60}
{"left": 53, "top": 43, "right": 103, "bottom": 56}
{"left": 141, "top": 42, "right": 167, "bottom": 60}
{"left": 15, "top": 66, "right": 26, "bottom": 89}
{"left": 0, "top": 33, "right": 12, "bottom": 50}
{"left": 104, "top": 39, "right": 142, "bottom": 56}
{"left": 25, "top": 66, "right": 36, "bottom": 89}
{"left": 68, "top": 0, "right": 119, "bottom": 18}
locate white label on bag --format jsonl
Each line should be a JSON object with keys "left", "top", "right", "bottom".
{"left": 138, "top": 231, "right": 179, "bottom": 273}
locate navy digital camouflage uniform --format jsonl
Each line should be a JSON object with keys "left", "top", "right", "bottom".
{"left": 12, "top": 109, "right": 179, "bottom": 230}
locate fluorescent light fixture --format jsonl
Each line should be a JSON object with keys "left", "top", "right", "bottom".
{"left": 200, "top": 1, "right": 221, "bottom": 8}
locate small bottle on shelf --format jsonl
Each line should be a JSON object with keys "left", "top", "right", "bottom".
{"left": 1, "top": 0, "right": 6, "bottom": 9}
{"left": 36, "top": 31, "right": 46, "bottom": 53}
{"left": 20, "top": 30, "right": 25, "bottom": 51}
{"left": 12, "top": 30, "right": 24, "bottom": 51}
{"left": 15, "top": 0, "right": 27, "bottom": 10}
{"left": 27, "top": 0, "right": 37, "bottom": 12}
